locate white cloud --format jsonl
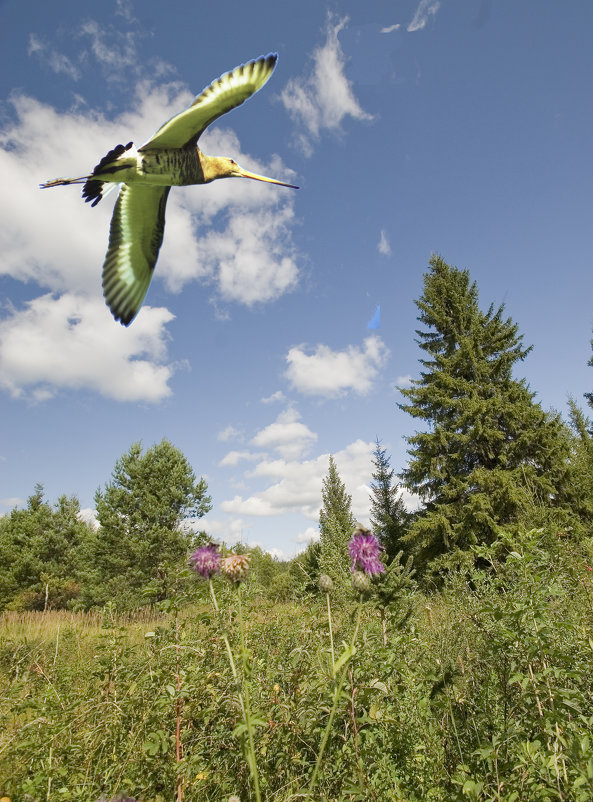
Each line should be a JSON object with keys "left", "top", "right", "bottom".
{"left": 199, "top": 516, "right": 253, "bottom": 545}
{"left": 250, "top": 408, "right": 317, "bottom": 460}
{"left": 378, "top": 229, "right": 392, "bottom": 256}
{"left": 296, "top": 526, "right": 320, "bottom": 544}
{"left": 78, "top": 507, "right": 99, "bottom": 529}
{"left": 285, "top": 335, "right": 389, "bottom": 397}
{"left": 395, "top": 374, "right": 413, "bottom": 388}
{"left": 217, "top": 425, "right": 242, "bottom": 442}
{"left": 0, "top": 293, "right": 174, "bottom": 402}
{"left": 219, "top": 450, "right": 260, "bottom": 467}
{"left": 261, "top": 390, "right": 286, "bottom": 405}
{"left": 0, "top": 72, "right": 298, "bottom": 401}
{"left": 381, "top": 24, "right": 401, "bottom": 34}
{"left": 280, "top": 15, "right": 372, "bottom": 156}
{"left": 221, "top": 438, "right": 375, "bottom": 521}
{"left": 408, "top": 0, "right": 441, "bottom": 32}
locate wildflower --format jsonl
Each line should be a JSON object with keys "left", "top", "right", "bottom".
{"left": 318, "top": 573, "right": 334, "bottom": 593}
{"left": 220, "top": 553, "right": 251, "bottom": 584}
{"left": 190, "top": 543, "right": 221, "bottom": 579}
{"left": 348, "top": 529, "right": 385, "bottom": 575}
{"left": 351, "top": 570, "right": 371, "bottom": 593}
{"left": 228, "top": 796, "right": 241, "bottom": 802}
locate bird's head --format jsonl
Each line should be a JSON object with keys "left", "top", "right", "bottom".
{"left": 202, "top": 155, "right": 298, "bottom": 188}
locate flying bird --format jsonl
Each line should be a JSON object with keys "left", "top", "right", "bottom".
{"left": 40, "top": 53, "right": 298, "bottom": 326}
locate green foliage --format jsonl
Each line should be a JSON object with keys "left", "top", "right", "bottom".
{"left": 369, "top": 438, "right": 410, "bottom": 559}
{"left": 0, "top": 485, "right": 90, "bottom": 611}
{"left": 400, "top": 255, "right": 572, "bottom": 572}
{"left": 1, "top": 523, "right": 591, "bottom": 801}
{"left": 318, "top": 455, "right": 355, "bottom": 593}
{"left": 83, "top": 439, "right": 211, "bottom": 608}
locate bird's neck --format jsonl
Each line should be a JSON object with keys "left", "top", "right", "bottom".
{"left": 198, "top": 151, "right": 231, "bottom": 183}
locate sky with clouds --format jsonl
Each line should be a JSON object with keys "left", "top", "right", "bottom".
{"left": 1, "top": 0, "right": 592, "bottom": 557}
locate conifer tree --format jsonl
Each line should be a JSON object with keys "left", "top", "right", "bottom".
{"left": 318, "top": 455, "right": 355, "bottom": 587}
{"left": 369, "top": 438, "right": 409, "bottom": 560}
{"left": 0, "top": 486, "right": 90, "bottom": 610}
{"left": 399, "top": 255, "right": 570, "bottom": 569}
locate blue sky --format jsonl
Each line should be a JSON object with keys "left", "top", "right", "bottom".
{"left": 1, "top": 0, "right": 592, "bottom": 557}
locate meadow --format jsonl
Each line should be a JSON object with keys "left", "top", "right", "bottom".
{"left": 1, "top": 526, "right": 592, "bottom": 802}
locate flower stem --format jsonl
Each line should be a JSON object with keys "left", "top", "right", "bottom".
{"left": 208, "top": 578, "right": 261, "bottom": 802}
{"left": 238, "top": 586, "right": 262, "bottom": 802}
{"left": 307, "top": 596, "right": 363, "bottom": 795}
{"left": 326, "top": 592, "right": 335, "bottom": 669}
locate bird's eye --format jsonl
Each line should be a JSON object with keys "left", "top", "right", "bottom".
{"left": 229, "top": 159, "right": 237, "bottom": 165}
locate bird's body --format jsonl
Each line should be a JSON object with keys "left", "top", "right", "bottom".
{"left": 41, "top": 53, "right": 298, "bottom": 326}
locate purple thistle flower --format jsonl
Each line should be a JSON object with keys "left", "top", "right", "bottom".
{"left": 348, "top": 529, "right": 385, "bottom": 576}
{"left": 190, "top": 543, "right": 221, "bottom": 579}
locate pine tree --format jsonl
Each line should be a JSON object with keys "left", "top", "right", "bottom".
{"left": 318, "top": 455, "right": 355, "bottom": 588}
{"left": 369, "top": 438, "right": 409, "bottom": 560}
{"left": 0, "top": 486, "right": 90, "bottom": 610}
{"left": 399, "top": 255, "right": 570, "bottom": 570}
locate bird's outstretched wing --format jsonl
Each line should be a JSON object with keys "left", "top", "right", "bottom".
{"left": 102, "top": 183, "right": 171, "bottom": 326}
{"left": 138, "top": 53, "right": 278, "bottom": 152}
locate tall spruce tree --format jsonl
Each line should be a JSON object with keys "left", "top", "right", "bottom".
{"left": 369, "top": 438, "right": 409, "bottom": 560}
{"left": 318, "top": 455, "right": 355, "bottom": 588}
{"left": 399, "top": 255, "right": 570, "bottom": 569}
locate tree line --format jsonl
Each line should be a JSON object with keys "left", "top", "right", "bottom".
{"left": 2, "top": 254, "right": 593, "bottom": 609}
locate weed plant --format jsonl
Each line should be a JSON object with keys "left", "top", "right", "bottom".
{"left": 0, "top": 527, "right": 591, "bottom": 801}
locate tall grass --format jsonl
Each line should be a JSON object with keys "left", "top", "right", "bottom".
{"left": 0, "top": 527, "right": 592, "bottom": 801}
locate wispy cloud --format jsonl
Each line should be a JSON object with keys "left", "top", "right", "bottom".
{"left": 378, "top": 229, "right": 391, "bottom": 256}
{"left": 28, "top": 34, "right": 81, "bottom": 80}
{"left": 285, "top": 335, "right": 389, "bottom": 397}
{"left": 261, "top": 390, "right": 286, "bottom": 405}
{"left": 217, "top": 425, "right": 242, "bottom": 442}
{"left": 280, "top": 15, "right": 372, "bottom": 156}
{"left": 408, "top": 0, "right": 441, "bottom": 32}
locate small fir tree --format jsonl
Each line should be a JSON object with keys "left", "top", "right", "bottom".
{"left": 318, "top": 455, "right": 355, "bottom": 588}
{"left": 369, "top": 437, "right": 409, "bottom": 560}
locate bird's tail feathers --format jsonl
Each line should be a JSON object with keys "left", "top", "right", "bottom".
{"left": 83, "top": 141, "right": 135, "bottom": 207}
{"left": 39, "top": 176, "right": 90, "bottom": 189}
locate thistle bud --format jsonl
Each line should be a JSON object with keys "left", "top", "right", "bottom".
{"left": 220, "top": 554, "right": 251, "bottom": 584}
{"left": 351, "top": 570, "right": 371, "bottom": 593}
{"left": 318, "top": 574, "right": 334, "bottom": 593}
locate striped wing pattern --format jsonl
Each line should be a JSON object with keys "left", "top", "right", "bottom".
{"left": 102, "top": 184, "right": 171, "bottom": 326}
{"left": 139, "top": 53, "right": 278, "bottom": 152}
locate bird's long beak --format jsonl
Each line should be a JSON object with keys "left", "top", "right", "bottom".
{"left": 236, "top": 166, "right": 299, "bottom": 189}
